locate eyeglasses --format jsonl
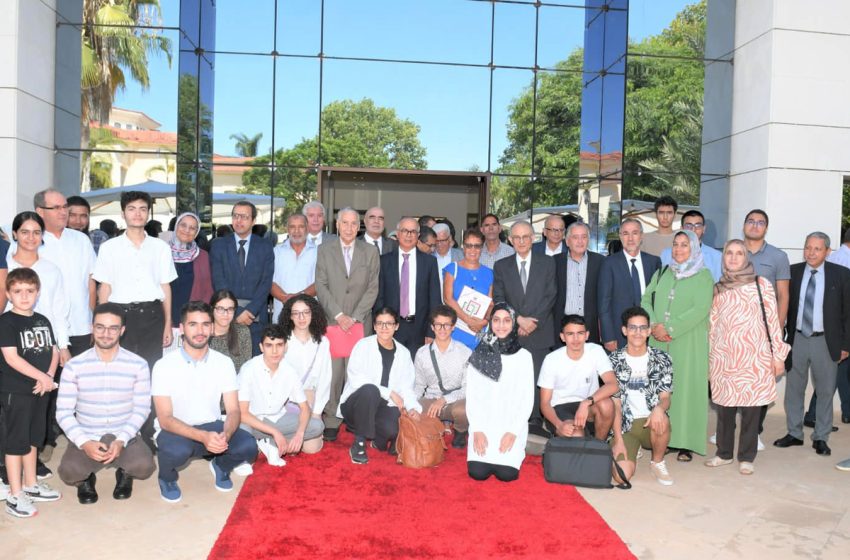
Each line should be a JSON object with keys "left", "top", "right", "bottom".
{"left": 745, "top": 219, "right": 767, "bottom": 228}
{"left": 682, "top": 223, "right": 704, "bottom": 231}
{"left": 626, "top": 324, "right": 650, "bottom": 332}
{"left": 375, "top": 321, "right": 397, "bottom": 329}
{"left": 214, "top": 306, "right": 236, "bottom": 314}
{"left": 398, "top": 228, "right": 418, "bottom": 236}
{"left": 431, "top": 322, "right": 453, "bottom": 331}
{"left": 291, "top": 310, "right": 312, "bottom": 318}
{"left": 93, "top": 324, "right": 122, "bottom": 334}
{"left": 232, "top": 213, "right": 252, "bottom": 221}
{"left": 420, "top": 241, "right": 436, "bottom": 249}
{"left": 436, "top": 237, "right": 450, "bottom": 244}
{"left": 510, "top": 235, "right": 533, "bottom": 243}
{"left": 544, "top": 227, "right": 565, "bottom": 234}
{"left": 39, "top": 204, "right": 68, "bottom": 211}
{"left": 463, "top": 243, "right": 483, "bottom": 250}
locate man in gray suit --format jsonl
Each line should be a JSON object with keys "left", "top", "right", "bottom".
{"left": 493, "top": 220, "right": 557, "bottom": 435}
{"left": 303, "top": 200, "right": 338, "bottom": 247}
{"left": 359, "top": 206, "right": 397, "bottom": 255}
{"left": 315, "top": 207, "right": 380, "bottom": 441}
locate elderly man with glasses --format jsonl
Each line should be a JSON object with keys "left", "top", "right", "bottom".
{"left": 532, "top": 215, "right": 568, "bottom": 256}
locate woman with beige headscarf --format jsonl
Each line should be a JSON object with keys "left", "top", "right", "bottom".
{"left": 706, "top": 239, "right": 789, "bottom": 475}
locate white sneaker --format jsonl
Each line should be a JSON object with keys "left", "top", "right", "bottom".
{"left": 650, "top": 460, "right": 674, "bottom": 486}
{"left": 709, "top": 432, "right": 717, "bottom": 445}
{"left": 258, "top": 438, "right": 286, "bottom": 467}
{"left": 232, "top": 462, "right": 254, "bottom": 477}
{"left": 23, "top": 482, "right": 61, "bottom": 502}
{"left": 757, "top": 436, "right": 765, "bottom": 451}
{"left": 6, "top": 492, "right": 37, "bottom": 518}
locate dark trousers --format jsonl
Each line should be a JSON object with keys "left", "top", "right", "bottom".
{"left": 715, "top": 405, "right": 760, "bottom": 462}
{"left": 120, "top": 302, "right": 164, "bottom": 451}
{"left": 340, "top": 385, "right": 400, "bottom": 447}
{"left": 395, "top": 320, "right": 425, "bottom": 357}
{"left": 468, "top": 461, "right": 519, "bottom": 482}
{"left": 58, "top": 434, "right": 155, "bottom": 485}
{"left": 806, "top": 357, "right": 850, "bottom": 422}
{"left": 156, "top": 421, "right": 257, "bottom": 483}
{"left": 526, "top": 346, "right": 548, "bottom": 424}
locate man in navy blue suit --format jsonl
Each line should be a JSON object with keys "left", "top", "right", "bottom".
{"left": 210, "top": 201, "right": 274, "bottom": 354}
{"left": 375, "top": 217, "right": 442, "bottom": 355}
{"left": 598, "top": 218, "right": 661, "bottom": 351}
{"left": 531, "top": 215, "right": 568, "bottom": 256}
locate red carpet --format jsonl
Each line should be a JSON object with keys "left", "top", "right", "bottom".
{"left": 209, "top": 428, "right": 634, "bottom": 559}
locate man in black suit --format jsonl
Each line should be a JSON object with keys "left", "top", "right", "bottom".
{"left": 374, "top": 217, "right": 441, "bottom": 355}
{"left": 598, "top": 218, "right": 661, "bottom": 351}
{"left": 359, "top": 206, "right": 398, "bottom": 255}
{"left": 554, "top": 222, "right": 604, "bottom": 344}
{"left": 775, "top": 232, "right": 850, "bottom": 457}
{"left": 531, "top": 215, "right": 568, "bottom": 256}
{"left": 493, "top": 220, "right": 557, "bottom": 432}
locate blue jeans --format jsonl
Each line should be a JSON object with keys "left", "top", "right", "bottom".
{"left": 805, "top": 357, "right": 850, "bottom": 422}
{"left": 156, "top": 421, "right": 258, "bottom": 483}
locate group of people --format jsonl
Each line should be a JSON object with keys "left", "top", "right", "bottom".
{"left": 1, "top": 188, "right": 849, "bottom": 518}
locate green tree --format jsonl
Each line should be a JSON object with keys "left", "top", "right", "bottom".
{"left": 241, "top": 98, "right": 427, "bottom": 215}
{"left": 229, "top": 132, "right": 263, "bottom": 157}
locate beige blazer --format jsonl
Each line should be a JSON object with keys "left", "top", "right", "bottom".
{"left": 315, "top": 237, "right": 380, "bottom": 331}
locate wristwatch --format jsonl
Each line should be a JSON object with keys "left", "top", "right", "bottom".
{"left": 586, "top": 396, "right": 595, "bottom": 406}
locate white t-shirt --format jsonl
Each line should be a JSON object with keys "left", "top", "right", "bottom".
{"left": 92, "top": 232, "right": 178, "bottom": 303}
{"left": 537, "top": 343, "right": 613, "bottom": 406}
{"left": 624, "top": 352, "right": 651, "bottom": 418}
{"left": 237, "top": 355, "right": 306, "bottom": 422}
{"left": 151, "top": 348, "right": 237, "bottom": 432}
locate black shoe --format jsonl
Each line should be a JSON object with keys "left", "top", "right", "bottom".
{"left": 36, "top": 460, "right": 53, "bottom": 480}
{"left": 77, "top": 473, "right": 98, "bottom": 505}
{"left": 113, "top": 468, "right": 133, "bottom": 500}
{"left": 813, "top": 440, "right": 832, "bottom": 456}
{"left": 349, "top": 439, "right": 368, "bottom": 464}
{"left": 323, "top": 427, "right": 339, "bottom": 442}
{"left": 369, "top": 440, "right": 387, "bottom": 452}
{"left": 451, "top": 430, "right": 468, "bottom": 449}
{"left": 773, "top": 434, "right": 804, "bottom": 448}
{"left": 388, "top": 439, "right": 398, "bottom": 457}
{"left": 842, "top": 416, "right": 850, "bottom": 424}
{"left": 803, "top": 419, "right": 815, "bottom": 428}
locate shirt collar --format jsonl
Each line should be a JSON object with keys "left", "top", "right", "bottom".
{"left": 515, "top": 252, "right": 531, "bottom": 265}
{"left": 180, "top": 346, "right": 210, "bottom": 365}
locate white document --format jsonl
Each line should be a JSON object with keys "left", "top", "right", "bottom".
{"left": 455, "top": 285, "right": 492, "bottom": 336}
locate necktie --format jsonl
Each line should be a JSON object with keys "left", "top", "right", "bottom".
{"left": 311, "top": 235, "right": 319, "bottom": 245}
{"left": 237, "top": 239, "right": 247, "bottom": 272}
{"left": 520, "top": 260, "right": 528, "bottom": 293}
{"left": 801, "top": 269, "right": 818, "bottom": 336}
{"left": 374, "top": 239, "right": 380, "bottom": 252}
{"left": 630, "top": 258, "right": 641, "bottom": 306}
{"left": 343, "top": 246, "right": 352, "bottom": 276}
{"left": 400, "top": 253, "right": 410, "bottom": 317}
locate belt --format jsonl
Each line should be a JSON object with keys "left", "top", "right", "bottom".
{"left": 399, "top": 315, "right": 416, "bottom": 323}
{"left": 797, "top": 329, "right": 824, "bottom": 337}
{"left": 120, "top": 300, "right": 160, "bottom": 311}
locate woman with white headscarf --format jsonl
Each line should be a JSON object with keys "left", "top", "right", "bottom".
{"left": 641, "top": 229, "right": 714, "bottom": 461}
{"left": 168, "top": 212, "right": 213, "bottom": 346}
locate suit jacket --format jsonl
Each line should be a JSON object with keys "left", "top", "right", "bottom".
{"left": 598, "top": 251, "right": 661, "bottom": 347}
{"left": 786, "top": 261, "right": 850, "bottom": 361}
{"left": 554, "top": 250, "right": 604, "bottom": 344}
{"left": 493, "top": 253, "right": 557, "bottom": 350}
{"left": 375, "top": 248, "right": 442, "bottom": 342}
{"left": 209, "top": 233, "right": 274, "bottom": 322}
{"left": 359, "top": 234, "right": 398, "bottom": 256}
{"left": 315, "top": 238, "right": 380, "bottom": 329}
{"left": 532, "top": 240, "right": 568, "bottom": 256}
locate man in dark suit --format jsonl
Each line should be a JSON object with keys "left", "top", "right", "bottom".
{"left": 210, "top": 201, "right": 274, "bottom": 353}
{"left": 531, "top": 215, "right": 568, "bottom": 256}
{"left": 375, "top": 217, "right": 441, "bottom": 355}
{"left": 554, "top": 222, "right": 604, "bottom": 344}
{"left": 775, "top": 232, "right": 850, "bottom": 457}
{"left": 598, "top": 218, "right": 661, "bottom": 351}
{"left": 493, "top": 220, "right": 557, "bottom": 432}
{"left": 359, "top": 206, "right": 397, "bottom": 255}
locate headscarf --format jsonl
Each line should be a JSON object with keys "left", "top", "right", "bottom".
{"left": 468, "top": 302, "right": 522, "bottom": 382}
{"left": 170, "top": 212, "right": 201, "bottom": 263}
{"left": 715, "top": 238, "right": 756, "bottom": 295}
{"left": 669, "top": 230, "right": 705, "bottom": 280}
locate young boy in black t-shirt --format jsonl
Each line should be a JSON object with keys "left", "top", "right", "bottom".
{"left": 0, "top": 268, "right": 61, "bottom": 517}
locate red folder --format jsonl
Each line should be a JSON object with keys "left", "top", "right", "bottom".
{"left": 326, "top": 322, "right": 365, "bottom": 359}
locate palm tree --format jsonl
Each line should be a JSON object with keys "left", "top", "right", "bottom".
{"left": 146, "top": 146, "right": 176, "bottom": 183}
{"left": 229, "top": 132, "right": 263, "bottom": 157}
{"left": 81, "top": 126, "right": 123, "bottom": 191}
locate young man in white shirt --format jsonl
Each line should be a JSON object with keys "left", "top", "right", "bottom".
{"left": 152, "top": 301, "right": 257, "bottom": 503}
{"left": 538, "top": 314, "right": 617, "bottom": 440}
{"left": 238, "top": 324, "right": 324, "bottom": 467}
{"left": 608, "top": 307, "right": 674, "bottom": 486}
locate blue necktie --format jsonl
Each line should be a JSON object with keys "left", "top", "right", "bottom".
{"left": 630, "top": 258, "right": 641, "bottom": 306}
{"left": 801, "top": 269, "right": 818, "bottom": 336}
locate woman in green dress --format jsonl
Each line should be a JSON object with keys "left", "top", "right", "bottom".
{"left": 641, "top": 229, "right": 714, "bottom": 461}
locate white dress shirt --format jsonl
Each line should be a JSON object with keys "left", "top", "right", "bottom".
{"left": 234, "top": 233, "right": 251, "bottom": 262}
{"left": 797, "top": 262, "right": 825, "bottom": 333}
{"left": 363, "top": 233, "right": 383, "bottom": 253}
{"left": 40, "top": 228, "right": 96, "bottom": 336}
{"left": 272, "top": 240, "right": 316, "bottom": 320}
{"left": 398, "top": 249, "right": 418, "bottom": 314}
{"left": 237, "top": 355, "right": 306, "bottom": 423}
{"left": 515, "top": 252, "right": 532, "bottom": 279}
{"left": 283, "top": 335, "right": 332, "bottom": 415}
{"left": 92, "top": 232, "right": 178, "bottom": 303}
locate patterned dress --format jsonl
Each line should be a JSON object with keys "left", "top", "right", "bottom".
{"left": 709, "top": 278, "right": 790, "bottom": 407}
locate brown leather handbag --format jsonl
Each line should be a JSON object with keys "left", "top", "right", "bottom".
{"left": 396, "top": 410, "right": 447, "bottom": 468}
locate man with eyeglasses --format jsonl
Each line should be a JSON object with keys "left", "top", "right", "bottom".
{"left": 493, "top": 220, "right": 556, "bottom": 435}
{"left": 413, "top": 305, "right": 471, "bottom": 448}
{"left": 608, "top": 307, "right": 674, "bottom": 486}
{"left": 375, "top": 217, "right": 441, "bottom": 355}
{"left": 358, "top": 206, "right": 397, "bottom": 255}
{"left": 660, "top": 210, "right": 722, "bottom": 281}
{"left": 532, "top": 215, "right": 568, "bottom": 256}
{"left": 210, "top": 201, "right": 274, "bottom": 352}
{"left": 641, "top": 196, "right": 678, "bottom": 257}
{"left": 55, "top": 303, "right": 155, "bottom": 504}
{"left": 478, "top": 213, "right": 514, "bottom": 269}
{"left": 417, "top": 226, "right": 437, "bottom": 255}
{"left": 271, "top": 214, "right": 316, "bottom": 323}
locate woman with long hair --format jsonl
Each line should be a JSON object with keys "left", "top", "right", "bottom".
{"left": 208, "top": 290, "right": 252, "bottom": 374}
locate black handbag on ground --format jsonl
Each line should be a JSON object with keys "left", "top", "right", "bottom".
{"left": 543, "top": 436, "right": 631, "bottom": 490}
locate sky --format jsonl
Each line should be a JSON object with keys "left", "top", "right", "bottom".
{"left": 115, "top": 0, "right": 696, "bottom": 171}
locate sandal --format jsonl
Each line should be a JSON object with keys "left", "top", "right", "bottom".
{"left": 677, "top": 450, "right": 693, "bottom": 462}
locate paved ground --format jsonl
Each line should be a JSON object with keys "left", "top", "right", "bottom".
{"left": 2, "top": 385, "right": 848, "bottom": 559}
